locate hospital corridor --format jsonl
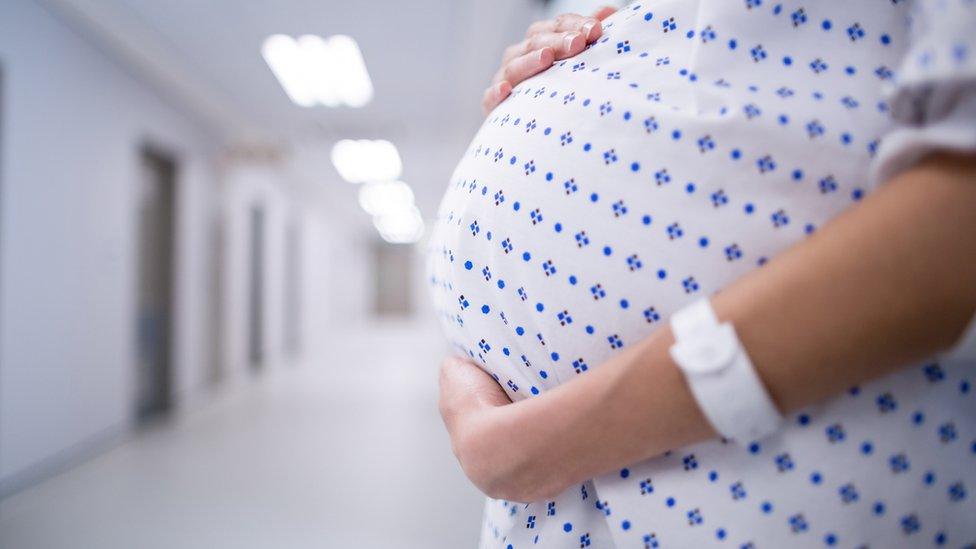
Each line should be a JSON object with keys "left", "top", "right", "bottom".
{"left": 0, "top": 0, "right": 589, "bottom": 547}
{"left": 5, "top": 0, "right": 975, "bottom": 547}
{"left": 0, "top": 328, "right": 480, "bottom": 548}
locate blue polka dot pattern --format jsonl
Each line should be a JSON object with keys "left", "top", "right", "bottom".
{"left": 428, "top": 1, "right": 976, "bottom": 547}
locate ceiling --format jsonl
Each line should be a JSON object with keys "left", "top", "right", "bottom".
{"left": 40, "top": 0, "right": 626, "bottom": 229}
{"left": 48, "top": 0, "right": 544, "bottom": 146}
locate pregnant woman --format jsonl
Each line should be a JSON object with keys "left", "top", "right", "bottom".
{"left": 428, "top": 1, "right": 976, "bottom": 547}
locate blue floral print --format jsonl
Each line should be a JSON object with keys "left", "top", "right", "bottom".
{"left": 428, "top": 0, "right": 976, "bottom": 547}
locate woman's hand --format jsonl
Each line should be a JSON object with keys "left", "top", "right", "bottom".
{"left": 439, "top": 356, "right": 570, "bottom": 502}
{"left": 482, "top": 6, "right": 618, "bottom": 115}
{"left": 438, "top": 357, "right": 510, "bottom": 434}
{"left": 438, "top": 331, "right": 704, "bottom": 504}
{"left": 437, "top": 357, "right": 517, "bottom": 497}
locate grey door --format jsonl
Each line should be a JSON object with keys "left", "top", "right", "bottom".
{"left": 248, "top": 206, "right": 265, "bottom": 371}
{"left": 135, "top": 148, "right": 176, "bottom": 422}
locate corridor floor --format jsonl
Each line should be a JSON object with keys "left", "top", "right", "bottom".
{"left": 0, "top": 326, "right": 485, "bottom": 549}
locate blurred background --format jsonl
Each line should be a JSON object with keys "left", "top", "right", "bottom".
{"left": 0, "top": 0, "right": 620, "bottom": 547}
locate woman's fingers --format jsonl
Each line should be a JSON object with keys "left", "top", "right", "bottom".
{"left": 526, "top": 13, "right": 599, "bottom": 40}
{"left": 497, "top": 47, "right": 555, "bottom": 85}
{"left": 484, "top": 48, "right": 554, "bottom": 115}
{"left": 481, "top": 80, "right": 513, "bottom": 115}
{"left": 438, "top": 356, "right": 510, "bottom": 424}
{"left": 502, "top": 30, "right": 587, "bottom": 65}
{"left": 591, "top": 5, "right": 618, "bottom": 21}
{"left": 483, "top": 9, "right": 617, "bottom": 116}
{"left": 502, "top": 10, "right": 612, "bottom": 73}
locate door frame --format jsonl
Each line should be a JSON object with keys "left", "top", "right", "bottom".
{"left": 0, "top": 63, "right": 5, "bottom": 433}
{"left": 247, "top": 204, "right": 265, "bottom": 371}
{"left": 134, "top": 143, "right": 178, "bottom": 422}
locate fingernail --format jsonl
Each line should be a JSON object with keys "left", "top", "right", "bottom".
{"left": 582, "top": 20, "right": 597, "bottom": 38}
{"left": 537, "top": 48, "right": 549, "bottom": 63}
{"left": 563, "top": 32, "right": 580, "bottom": 51}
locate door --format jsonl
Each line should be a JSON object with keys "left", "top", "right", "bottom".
{"left": 0, "top": 65, "right": 5, "bottom": 373}
{"left": 247, "top": 205, "right": 265, "bottom": 371}
{"left": 283, "top": 219, "right": 302, "bottom": 358}
{"left": 135, "top": 147, "right": 176, "bottom": 422}
{"left": 372, "top": 240, "right": 413, "bottom": 316}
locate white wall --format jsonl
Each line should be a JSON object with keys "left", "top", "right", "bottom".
{"left": 282, "top": 133, "right": 469, "bottom": 331}
{"left": 0, "top": 0, "right": 468, "bottom": 497}
{"left": 219, "top": 163, "right": 288, "bottom": 378}
{"left": 0, "top": 0, "right": 221, "bottom": 493}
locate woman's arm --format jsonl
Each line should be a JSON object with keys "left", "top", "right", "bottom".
{"left": 439, "top": 152, "right": 976, "bottom": 503}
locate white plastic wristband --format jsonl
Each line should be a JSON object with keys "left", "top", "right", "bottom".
{"left": 669, "top": 298, "right": 783, "bottom": 442}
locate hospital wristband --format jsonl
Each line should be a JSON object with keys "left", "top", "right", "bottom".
{"left": 668, "top": 298, "right": 783, "bottom": 443}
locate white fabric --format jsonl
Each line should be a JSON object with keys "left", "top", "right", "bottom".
{"left": 669, "top": 300, "right": 783, "bottom": 442}
{"left": 669, "top": 298, "right": 719, "bottom": 342}
{"left": 427, "top": 0, "right": 976, "bottom": 547}
{"left": 871, "top": 0, "right": 976, "bottom": 184}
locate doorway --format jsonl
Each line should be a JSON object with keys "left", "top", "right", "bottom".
{"left": 0, "top": 65, "right": 5, "bottom": 391}
{"left": 135, "top": 147, "right": 176, "bottom": 423}
{"left": 372, "top": 240, "right": 414, "bottom": 317}
{"left": 247, "top": 205, "right": 265, "bottom": 371}
{"left": 283, "top": 219, "right": 302, "bottom": 358}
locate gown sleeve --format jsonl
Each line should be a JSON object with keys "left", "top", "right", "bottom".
{"left": 870, "top": 0, "right": 976, "bottom": 185}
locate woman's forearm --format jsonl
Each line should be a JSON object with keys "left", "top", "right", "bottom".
{"left": 484, "top": 153, "right": 976, "bottom": 501}
{"left": 719, "top": 153, "right": 976, "bottom": 411}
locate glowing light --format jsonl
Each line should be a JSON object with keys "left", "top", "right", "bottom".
{"left": 358, "top": 181, "right": 415, "bottom": 216}
{"left": 373, "top": 205, "right": 425, "bottom": 244}
{"left": 331, "top": 139, "right": 402, "bottom": 183}
{"left": 262, "top": 34, "right": 373, "bottom": 108}
{"left": 262, "top": 34, "right": 315, "bottom": 107}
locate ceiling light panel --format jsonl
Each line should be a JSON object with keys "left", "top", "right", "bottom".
{"left": 262, "top": 34, "right": 373, "bottom": 108}
{"left": 331, "top": 139, "right": 402, "bottom": 183}
{"left": 373, "top": 205, "right": 425, "bottom": 244}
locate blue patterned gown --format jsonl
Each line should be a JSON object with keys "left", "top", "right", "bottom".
{"left": 427, "top": 1, "right": 976, "bottom": 546}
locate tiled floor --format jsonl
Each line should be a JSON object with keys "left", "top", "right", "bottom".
{"left": 0, "top": 325, "right": 485, "bottom": 549}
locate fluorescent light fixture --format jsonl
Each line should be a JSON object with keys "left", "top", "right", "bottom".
{"left": 358, "top": 180, "right": 415, "bottom": 216}
{"left": 262, "top": 34, "right": 373, "bottom": 108}
{"left": 373, "top": 205, "right": 425, "bottom": 244}
{"left": 331, "top": 139, "right": 402, "bottom": 183}
{"left": 262, "top": 34, "right": 315, "bottom": 107}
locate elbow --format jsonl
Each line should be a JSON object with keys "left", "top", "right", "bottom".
{"left": 468, "top": 463, "right": 565, "bottom": 504}
{"left": 490, "top": 479, "right": 566, "bottom": 505}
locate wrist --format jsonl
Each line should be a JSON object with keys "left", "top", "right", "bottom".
{"left": 669, "top": 298, "right": 784, "bottom": 442}
{"left": 584, "top": 329, "right": 713, "bottom": 470}
{"left": 459, "top": 403, "right": 566, "bottom": 502}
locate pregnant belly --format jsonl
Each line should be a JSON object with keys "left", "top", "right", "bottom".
{"left": 428, "top": 104, "right": 879, "bottom": 400}
{"left": 427, "top": 7, "right": 890, "bottom": 398}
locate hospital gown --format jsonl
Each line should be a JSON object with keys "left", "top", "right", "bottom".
{"left": 427, "top": 1, "right": 976, "bottom": 546}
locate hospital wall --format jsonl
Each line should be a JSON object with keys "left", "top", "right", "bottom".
{"left": 0, "top": 0, "right": 333, "bottom": 495}
{"left": 0, "top": 0, "right": 215, "bottom": 493}
{"left": 0, "top": 0, "right": 445, "bottom": 497}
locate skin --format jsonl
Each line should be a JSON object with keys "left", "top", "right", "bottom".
{"left": 444, "top": 11, "right": 976, "bottom": 502}
{"left": 482, "top": 7, "right": 618, "bottom": 115}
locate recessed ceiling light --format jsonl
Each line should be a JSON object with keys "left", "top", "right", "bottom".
{"left": 373, "top": 205, "right": 425, "bottom": 244}
{"left": 262, "top": 34, "right": 373, "bottom": 108}
{"left": 331, "top": 139, "right": 401, "bottom": 183}
{"left": 358, "top": 180, "right": 415, "bottom": 217}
